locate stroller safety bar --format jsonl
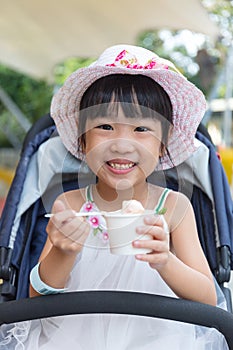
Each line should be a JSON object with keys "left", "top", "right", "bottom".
{"left": 0, "top": 291, "right": 233, "bottom": 349}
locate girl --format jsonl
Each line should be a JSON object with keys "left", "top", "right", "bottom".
{"left": 0, "top": 45, "right": 228, "bottom": 349}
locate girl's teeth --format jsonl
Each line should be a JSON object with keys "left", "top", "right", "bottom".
{"left": 109, "top": 162, "right": 134, "bottom": 170}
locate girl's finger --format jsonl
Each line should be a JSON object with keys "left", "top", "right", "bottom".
{"left": 136, "top": 225, "right": 166, "bottom": 240}
{"left": 135, "top": 252, "right": 169, "bottom": 267}
{"left": 64, "top": 220, "right": 91, "bottom": 243}
{"left": 49, "top": 209, "right": 78, "bottom": 230}
{"left": 143, "top": 214, "right": 163, "bottom": 226}
{"left": 133, "top": 239, "right": 168, "bottom": 253}
{"left": 52, "top": 199, "right": 67, "bottom": 214}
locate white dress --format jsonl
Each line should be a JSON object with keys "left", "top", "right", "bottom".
{"left": 0, "top": 186, "right": 229, "bottom": 349}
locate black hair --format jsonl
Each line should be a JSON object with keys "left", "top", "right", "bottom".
{"left": 78, "top": 74, "right": 173, "bottom": 154}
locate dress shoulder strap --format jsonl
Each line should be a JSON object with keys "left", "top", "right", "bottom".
{"left": 85, "top": 185, "right": 93, "bottom": 202}
{"left": 155, "top": 188, "right": 171, "bottom": 214}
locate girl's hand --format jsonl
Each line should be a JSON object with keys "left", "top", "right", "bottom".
{"left": 133, "top": 215, "right": 170, "bottom": 270}
{"left": 46, "top": 200, "right": 91, "bottom": 255}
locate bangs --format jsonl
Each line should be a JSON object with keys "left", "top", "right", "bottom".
{"left": 79, "top": 74, "right": 172, "bottom": 119}
{"left": 79, "top": 76, "right": 157, "bottom": 122}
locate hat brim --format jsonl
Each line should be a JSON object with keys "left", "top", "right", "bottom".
{"left": 51, "top": 65, "right": 206, "bottom": 171}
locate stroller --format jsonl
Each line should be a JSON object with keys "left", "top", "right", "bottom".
{"left": 0, "top": 113, "right": 233, "bottom": 348}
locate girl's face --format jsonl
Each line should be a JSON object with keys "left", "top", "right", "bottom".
{"left": 83, "top": 105, "right": 163, "bottom": 192}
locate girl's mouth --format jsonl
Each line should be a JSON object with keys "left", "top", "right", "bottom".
{"left": 106, "top": 160, "right": 137, "bottom": 173}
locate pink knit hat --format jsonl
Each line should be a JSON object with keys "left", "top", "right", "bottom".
{"left": 50, "top": 44, "right": 206, "bottom": 170}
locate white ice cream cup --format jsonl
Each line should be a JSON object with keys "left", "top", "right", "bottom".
{"left": 104, "top": 210, "right": 156, "bottom": 255}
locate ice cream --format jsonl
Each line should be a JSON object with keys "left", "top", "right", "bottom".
{"left": 121, "top": 200, "right": 144, "bottom": 214}
{"left": 104, "top": 199, "right": 153, "bottom": 255}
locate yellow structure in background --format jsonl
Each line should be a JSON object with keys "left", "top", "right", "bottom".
{"left": 0, "top": 167, "right": 14, "bottom": 187}
{"left": 0, "top": 149, "right": 19, "bottom": 199}
{"left": 219, "top": 148, "right": 233, "bottom": 192}
{"left": 0, "top": 166, "right": 14, "bottom": 202}
{"left": 0, "top": 167, "right": 14, "bottom": 215}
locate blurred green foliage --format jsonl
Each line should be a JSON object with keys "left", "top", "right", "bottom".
{"left": 0, "top": 58, "right": 96, "bottom": 148}
{"left": 54, "top": 57, "right": 95, "bottom": 86}
{"left": 0, "top": 65, "right": 53, "bottom": 122}
{"left": 0, "top": 65, "right": 53, "bottom": 147}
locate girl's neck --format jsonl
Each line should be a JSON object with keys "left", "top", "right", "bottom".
{"left": 93, "top": 182, "right": 150, "bottom": 211}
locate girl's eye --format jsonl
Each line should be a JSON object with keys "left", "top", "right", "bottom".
{"left": 96, "top": 124, "right": 113, "bottom": 130}
{"left": 135, "top": 126, "right": 149, "bottom": 132}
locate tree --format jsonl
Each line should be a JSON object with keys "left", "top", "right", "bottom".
{"left": 137, "top": 0, "right": 233, "bottom": 98}
{"left": 0, "top": 57, "right": 94, "bottom": 148}
{"left": 54, "top": 57, "right": 95, "bottom": 86}
{"left": 0, "top": 65, "right": 53, "bottom": 147}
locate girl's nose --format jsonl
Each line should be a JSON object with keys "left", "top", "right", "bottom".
{"left": 109, "top": 137, "right": 136, "bottom": 154}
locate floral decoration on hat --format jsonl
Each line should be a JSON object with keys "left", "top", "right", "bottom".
{"left": 105, "top": 49, "right": 181, "bottom": 75}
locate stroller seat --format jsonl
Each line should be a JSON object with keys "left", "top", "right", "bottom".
{"left": 0, "top": 115, "right": 233, "bottom": 349}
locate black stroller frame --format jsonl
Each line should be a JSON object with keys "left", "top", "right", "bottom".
{"left": 0, "top": 114, "right": 233, "bottom": 348}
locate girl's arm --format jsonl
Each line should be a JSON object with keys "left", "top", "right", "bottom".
{"left": 133, "top": 192, "right": 217, "bottom": 306}
{"left": 30, "top": 197, "right": 90, "bottom": 297}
